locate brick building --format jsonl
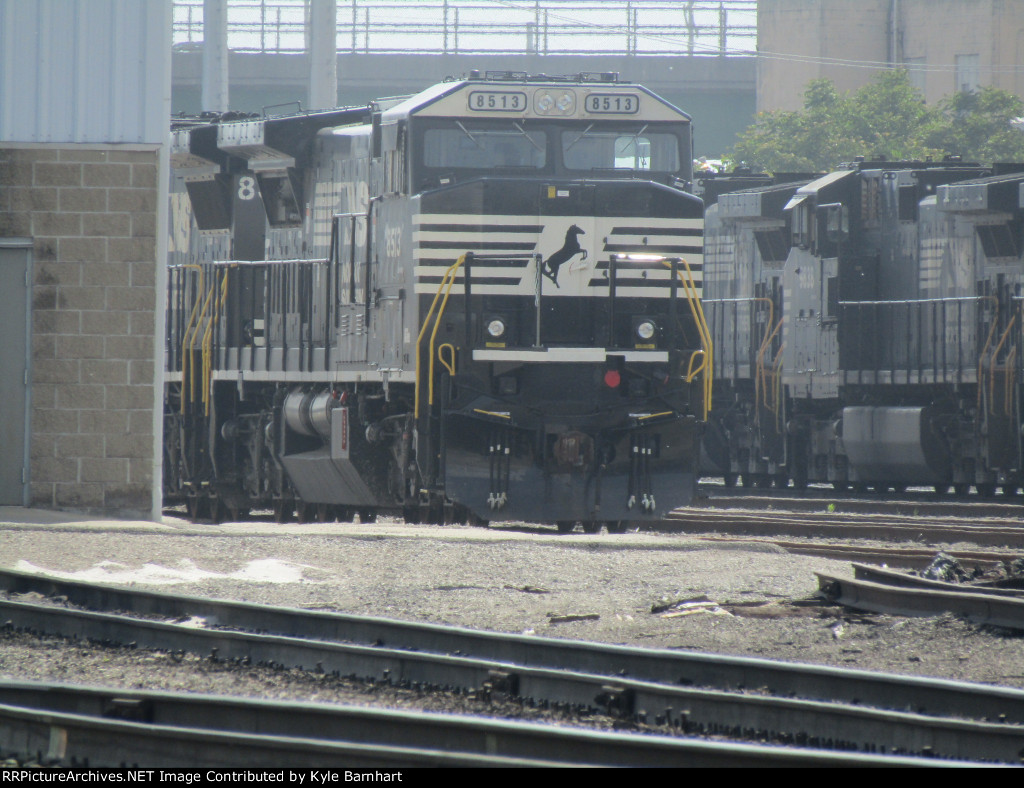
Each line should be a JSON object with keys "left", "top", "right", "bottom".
{"left": 0, "top": 0, "right": 171, "bottom": 519}
{"left": 757, "top": 0, "right": 1024, "bottom": 111}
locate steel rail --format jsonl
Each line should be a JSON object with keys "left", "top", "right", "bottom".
{"left": 663, "top": 510, "right": 1024, "bottom": 548}
{"left": 0, "top": 701, "right": 559, "bottom": 768}
{"left": 5, "top": 567, "right": 1024, "bottom": 722}
{"left": 817, "top": 571, "right": 1024, "bottom": 631}
{"left": 6, "top": 572, "right": 1024, "bottom": 755}
{"left": 690, "top": 537, "right": 1016, "bottom": 570}
{"left": 0, "top": 680, "right": 984, "bottom": 768}
{"left": 678, "top": 506, "right": 1022, "bottom": 528}
{"left": 851, "top": 564, "right": 1024, "bottom": 597}
{"left": 693, "top": 491, "right": 1024, "bottom": 520}
{"left": 2, "top": 606, "right": 1022, "bottom": 764}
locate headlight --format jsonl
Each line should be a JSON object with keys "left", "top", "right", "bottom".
{"left": 487, "top": 318, "right": 507, "bottom": 338}
{"left": 636, "top": 320, "right": 656, "bottom": 341}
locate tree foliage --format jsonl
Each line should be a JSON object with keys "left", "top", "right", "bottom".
{"left": 730, "top": 70, "right": 1024, "bottom": 173}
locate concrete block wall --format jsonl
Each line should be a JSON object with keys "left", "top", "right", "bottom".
{"left": 0, "top": 144, "right": 160, "bottom": 517}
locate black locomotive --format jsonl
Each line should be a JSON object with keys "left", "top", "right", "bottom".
{"left": 164, "top": 72, "right": 710, "bottom": 529}
{"left": 701, "top": 159, "right": 1024, "bottom": 496}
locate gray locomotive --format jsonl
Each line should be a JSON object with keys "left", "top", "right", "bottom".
{"left": 702, "top": 159, "right": 1024, "bottom": 496}
{"left": 165, "top": 72, "right": 710, "bottom": 529}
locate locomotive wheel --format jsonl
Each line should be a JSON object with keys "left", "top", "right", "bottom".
{"left": 831, "top": 481, "right": 849, "bottom": 492}
{"left": 556, "top": 520, "right": 576, "bottom": 534}
{"left": 976, "top": 483, "right": 996, "bottom": 498}
{"left": 933, "top": 484, "right": 951, "bottom": 496}
{"left": 185, "top": 494, "right": 206, "bottom": 523}
{"left": 581, "top": 521, "right": 601, "bottom": 534}
{"left": 315, "top": 503, "right": 333, "bottom": 523}
{"left": 295, "top": 502, "right": 314, "bottom": 524}
{"left": 208, "top": 497, "right": 225, "bottom": 525}
{"left": 272, "top": 499, "right": 293, "bottom": 524}
{"left": 953, "top": 483, "right": 970, "bottom": 497}
{"left": 357, "top": 509, "right": 377, "bottom": 524}
{"left": 722, "top": 473, "right": 738, "bottom": 488}
{"left": 606, "top": 521, "right": 628, "bottom": 534}
{"left": 402, "top": 505, "right": 421, "bottom": 525}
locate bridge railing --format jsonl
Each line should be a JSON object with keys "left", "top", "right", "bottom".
{"left": 173, "top": 0, "right": 758, "bottom": 57}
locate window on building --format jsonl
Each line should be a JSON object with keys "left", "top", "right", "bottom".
{"left": 904, "top": 57, "right": 926, "bottom": 95}
{"left": 955, "top": 54, "right": 980, "bottom": 93}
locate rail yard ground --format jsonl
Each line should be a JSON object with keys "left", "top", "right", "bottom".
{"left": 2, "top": 504, "right": 1024, "bottom": 699}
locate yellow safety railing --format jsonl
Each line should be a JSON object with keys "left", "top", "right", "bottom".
{"left": 438, "top": 343, "right": 457, "bottom": 377}
{"left": 201, "top": 267, "right": 231, "bottom": 416}
{"left": 987, "top": 313, "right": 1016, "bottom": 417}
{"left": 664, "top": 258, "right": 713, "bottom": 419}
{"left": 976, "top": 296, "right": 1000, "bottom": 413}
{"left": 179, "top": 265, "right": 204, "bottom": 414}
{"left": 756, "top": 316, "right": 784, "bottom": 421}
{"left": 415, "top": 254, "right": 467, "bottom": 419}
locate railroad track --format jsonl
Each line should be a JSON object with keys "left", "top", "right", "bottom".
{"left": 694, "top": 486, "right": 1024, "bottom": 519}
{"left": 819, "top": 563, "right": 1024, "bottom": 632}
{"left": 0, "top": 568, "right": 1021, "bottom": 766}
{"left": 665, "top": 503, "right": 1024, "bottom": 549}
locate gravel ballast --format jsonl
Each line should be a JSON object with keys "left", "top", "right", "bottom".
{"left": 2, "top": 512, "right": 1023, "bottom": 706}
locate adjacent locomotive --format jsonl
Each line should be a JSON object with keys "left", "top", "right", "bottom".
{"left": 165, "top": 72, "right": 710, "bottom": 529}
{"left": 702, "top": 160, "right": 1024, "bottom": 495}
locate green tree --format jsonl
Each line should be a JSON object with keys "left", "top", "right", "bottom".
{"left": 731, "top": 79, "right": 864, "bottom": 172}
{"left": 922, "top": 87, "right": 1024, "bottom": 162}
{"left": 731, "top": 70, "right": 1024, "bottom": 173}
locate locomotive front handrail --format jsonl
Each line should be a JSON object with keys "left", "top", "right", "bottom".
{"left": 415, "top": 253, "right": 468, "bottom": 419}
{"left": 178, "top": 264, "right": 203, "bottom": 414}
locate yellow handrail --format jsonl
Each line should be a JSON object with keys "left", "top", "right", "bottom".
{"left": 438, "top": 343, "right": 457, "bottom": 377}
{"left": 987, "top": 313, "right": 1016, "bottom": 416}
{"left": 415, "top": 254, "right": 466, "bottom": 419}
{"left": 201, "top": 267, "right": 231, "bottom": 416}
{"left": 179, "top": 265, "right": 204, "bottom": 413}
{"left": 664, "top": 258, "right": 713, "bottom": 419}
{"left": 976, "top": 296, "right": 1000, "bottom": 413}
{"left": 756, "top": 317, "right": 783, "bottom": 411}
{"left": 772, "top": 342, "right": 785, "bottom": 430}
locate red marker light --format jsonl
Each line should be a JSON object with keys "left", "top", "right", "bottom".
{"left": 604, "top": 370, "right": 621, "bottom": 388}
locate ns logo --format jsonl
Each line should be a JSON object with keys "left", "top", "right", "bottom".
{"left": 541, "top": 224, "right": 589, "bottom": 288}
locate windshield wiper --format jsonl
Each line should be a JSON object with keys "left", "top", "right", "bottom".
{"left": 565, "top": 123, "right": 594, "bottom": 152}
{"left": 614, "top": 124, "right": 649, "bottom": 158}
{"left": 455, "top": 121, "right": 484, "bottom": 149}
{"left": 513, "top": 122, "right": 544, "bottom": 153}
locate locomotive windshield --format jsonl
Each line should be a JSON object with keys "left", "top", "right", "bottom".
{"left": 561, "top": 125, "right": 680, "bottom": 172}
{"left": 413, "top": 117, "right": 687, "bottom": 188}
{"left": 423, "top": 122, "right": 547, "bottom": 169}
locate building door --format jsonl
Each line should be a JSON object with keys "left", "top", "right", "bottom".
{"left": 0, "top": 240, "right": 30, "bottom": 505}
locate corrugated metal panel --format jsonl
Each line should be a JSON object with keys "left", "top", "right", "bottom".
{"left": 0, "top": 0, "right": 171, "bottom": 144}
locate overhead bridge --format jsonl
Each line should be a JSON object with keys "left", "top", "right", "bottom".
{"left": 170, "top": 0, "right": 757, "bottom": 156}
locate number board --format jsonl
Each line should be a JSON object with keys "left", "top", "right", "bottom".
{"left": 468, "top": 91, "right": 528, "bottom": 112}
{"left": 584, "top": 93, "right": 640, "bottom": 114}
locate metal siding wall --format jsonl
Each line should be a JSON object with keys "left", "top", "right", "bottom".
{"left": 0, "top": 0, "right": 170, "bottom": 144}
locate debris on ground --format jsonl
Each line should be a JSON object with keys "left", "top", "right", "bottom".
{"left": 547, "top": 613, "right": 600, "bottom": 624}
{"left": 917, "top": 552, "right": 977, "bottom": 583}
{"left": 970, "top": 558, "right": 1024, "bottom": 589}
{"left": 916, "top": 552, "right": 1024, "bottom": 588}
{"left": 505, "top": 584, "right": 550, "bottom": 594}
{"left": 650, "top": 595, "right": 732, "bottom": 618}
